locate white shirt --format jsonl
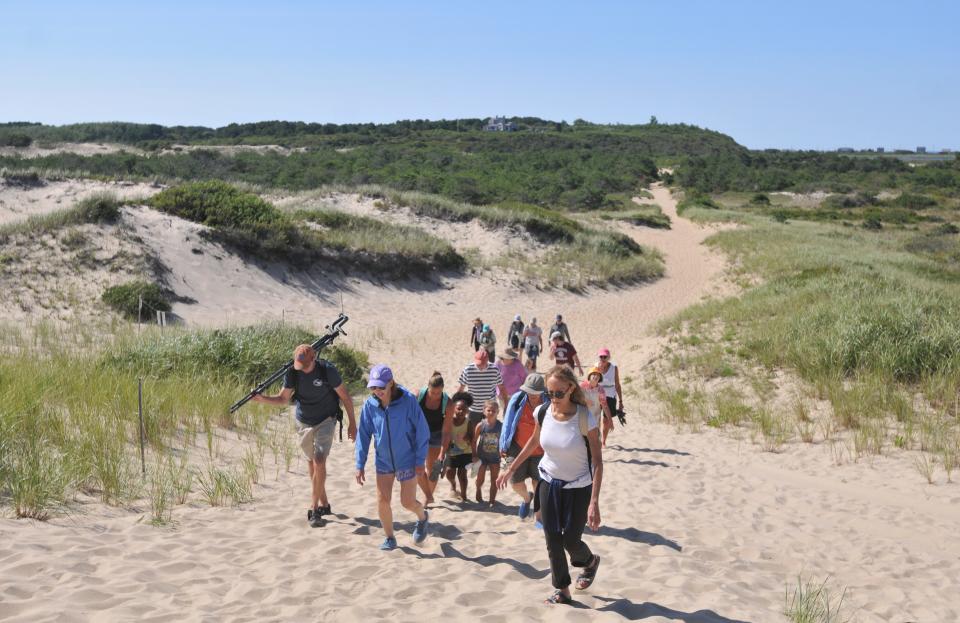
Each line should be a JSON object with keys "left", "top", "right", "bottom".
{"left": 537, "top": 404, "right": 598, "bottom": 488}
{"left": 600, "top": 362, "right": 617, "bottom": 394}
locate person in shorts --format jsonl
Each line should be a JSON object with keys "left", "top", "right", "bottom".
{"left": 472, "top": 399, "right": 503, "bottom": 507}
{"left": 253, "top": 344, "right": 356, "bottom": 528}
{"left": 416, "top": 371, "right": 453, "bottom": 506}
{"left": 499, "top": 372, "right": 549, "bottom": 525}
{"left": 355, "top": 364, "right": 430, "bottom": 551}
{"left": 443, "top": 392, "right": 474, "bottom": 502}
{"left": 522, "top": 317, "right": 543, "bottom": 369}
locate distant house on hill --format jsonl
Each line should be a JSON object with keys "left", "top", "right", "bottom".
{"left": 837, "top": 147, "right": 854, "bottom": 153}
{"left": 917, "top": 146, "right": 927, "bottom": 153}
{"left": 484, "top": 116, "right": 517, "bottom": 132}
{"left": 877, "top": 147, "right": 885, "bottom": 153}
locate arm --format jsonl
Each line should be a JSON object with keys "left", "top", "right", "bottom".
{"left": 251, "top": 387, "right": 294, "bottom": 406}
{"left": 472, "top": 423, "right": 483, "bottom": 460}
{"left": 497, "top": 384, "right": 508, "bottom": 411}
{"left": 614, "top": 366, "right": 623, "bottom": 406}
{"left": 413, "top": 404, "right": 430, "bottom": 472}
{"left": 573, "top": 353, "right": 584, "bottom": 376}
{"left": 439, "top": 401, "right": 455, "bottom": 461}
{"left": 354, "top": 405, "right": 373, "bottom": 485}
{"left": 334, "top": 384, "right": 357, "bottom": 441}
{"left": 586, "top": 427, "right": 603, "bottom": 530}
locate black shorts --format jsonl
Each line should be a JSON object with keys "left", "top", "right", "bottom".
{"left": 447, "top": 454, "right": 472, "bottom": 470}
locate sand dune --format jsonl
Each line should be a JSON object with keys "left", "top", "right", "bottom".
{"left": 2, "top": 185, "right": 958, "bottom": 621}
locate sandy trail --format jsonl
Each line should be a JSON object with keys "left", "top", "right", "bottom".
{"left": 2, "top": 185, "right": 959, "bottom": 622}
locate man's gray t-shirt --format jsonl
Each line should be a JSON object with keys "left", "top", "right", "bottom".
{"left": 283, "top": 361, "right": 343, "bottom": 426}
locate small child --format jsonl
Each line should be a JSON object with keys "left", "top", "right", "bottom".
{"left": 445, "top": 392, "right": 473, "bottom": 502}
{"left": 472, "top": 399, "right": 503, "bottom": 507}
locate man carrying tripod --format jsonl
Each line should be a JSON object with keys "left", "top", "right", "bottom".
{"left": 253, "top": 344, "right": 357, "bottom": 527}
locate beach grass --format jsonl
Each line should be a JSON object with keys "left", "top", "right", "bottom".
{"left": 654, "top": 199, "right": 960, "bottom": 470}
{"left": 0, "top": 320, "right": 367, "bottom": 520}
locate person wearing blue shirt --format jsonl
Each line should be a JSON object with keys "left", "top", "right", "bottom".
{"left": 355, "top": 364, "right": 431, "bottom": 551}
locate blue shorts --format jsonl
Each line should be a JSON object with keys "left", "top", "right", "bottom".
{"left": 376, "top": 466, "right": 417, "bottom": 482}
{"left": 428, "top": 430, "right": 443, "bottom": 448}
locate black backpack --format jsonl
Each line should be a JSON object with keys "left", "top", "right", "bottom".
{"left": 291, "top": 359, "right": 345, "bottom": 441}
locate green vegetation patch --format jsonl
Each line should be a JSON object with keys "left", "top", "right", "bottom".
{"left": 101, "top": 323, "right": 369, "bottom": 393}
{"left": 102, "top": 280, "right": 171, "bottom": 320}
{"left": 148, "top": 181, "right": 464, "bottom": 275}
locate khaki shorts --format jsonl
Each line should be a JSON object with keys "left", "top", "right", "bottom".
{"left": 509, "top": 454, "right": 542, "bottom": 485}
{"left": 296, "top": 417, "right": 337, "bottom": 462}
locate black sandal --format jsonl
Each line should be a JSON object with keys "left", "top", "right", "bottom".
{"left": 575, "top": 555, "right": 600, "bottom": 590}
{"left": 545, "top": 589, "right": 572, "bottom": 605}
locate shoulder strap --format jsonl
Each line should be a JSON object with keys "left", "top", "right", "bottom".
{"left": 417, "top": 387, "right": 427, "bottom": 403}
{"left": 535, "top": 402, "right": 549, "bottom": 426}
{"left": 316, "top": 358, "right": 328, "bottom": 383}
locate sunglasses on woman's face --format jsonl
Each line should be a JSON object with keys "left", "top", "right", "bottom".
{"left": 599, "top": 355, "right": 609, "bottom": 360}
{"left": 546, "top": 388, "right": 569, "bottom": 399}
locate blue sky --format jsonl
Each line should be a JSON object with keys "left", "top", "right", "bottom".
{"left": 2, "top": 1, "right": 957, "bottom": 149}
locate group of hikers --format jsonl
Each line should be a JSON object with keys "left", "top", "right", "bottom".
{"left": 252, "top": 313, "right": 625, "bottom": 606}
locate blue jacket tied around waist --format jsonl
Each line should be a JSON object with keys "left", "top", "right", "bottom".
{"left": 356, "top": 385, "right": 430, "bottom": 474}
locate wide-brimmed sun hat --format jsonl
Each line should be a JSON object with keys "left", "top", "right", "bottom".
{"left": 500, "top": 348, "right": 518, "bottom": 360}
{"left": 520, "top": 373, "right": 546, "bottom": 394}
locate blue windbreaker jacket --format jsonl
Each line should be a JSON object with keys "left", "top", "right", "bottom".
{"left": 355, "top": 385, "right": 430, "bottom": 473}
{"left": 499, "top": 390, "right": 550, "bottom": 453}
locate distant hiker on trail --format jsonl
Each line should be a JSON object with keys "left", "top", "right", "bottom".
{"left": 549, "top": 332, "right": 584, "bottom": 377}
{"left": 596, "top": 348, "right": 624, "bottom": 428}
{"left": 496, "top": 348, "right": 527, "bottom": 402}
{"left": 416, "top": 371, "right": 455, "bottom": 506}
{"left": 500, "top": 373, "right": 548, "bottom": 526}
{"left": 472, "top": 399, "right": 502, "bottom": 506}
{"left": 355, "top": 364, "right": 430, "bottom": 551}
{"left": 581, "top": 368, "right": 614, "bottom": 447}
{"left": 549, "top": 314, "right": 572, "bottom": 344}
{"left": 443, "top": 392, "right": 474, "bottom": 502}
{"left": 457, "top": 349, "right": 506, "bottom": 440}
{"left": 479, "top": 323, "right": 497, "bottom": 360}
{"left": 497, "top": 365, "right": 603, "bottom": 606}
{"left": 507, "top": 314, "right": 525, "bottom": 350}
{"left": 252, "top": 344, "right": 356, "bottom": 528}
{"left": 470, "top": 318, "right": 483, "bottom": 352}
{"left": 522, "top": 317, "right": 543, "bottom": 368}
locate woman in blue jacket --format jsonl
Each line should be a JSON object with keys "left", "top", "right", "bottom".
{"left": 355, "top": 364, "right": 431, "bottom": 550}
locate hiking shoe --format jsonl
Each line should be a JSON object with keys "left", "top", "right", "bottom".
{"left": 379, "top": 536, "right": 397, "bottom": 551}
{"left": 413, "top": 511, "right": 429, "bottom": 544}
{"left": 518, "top": 500, "right": 530, "bottom": 519}
{"left": 318, "top": 504, "right": 332, "bottom": 516}
{"left": 309, "top": 508, "right": 325, "bottom": 528}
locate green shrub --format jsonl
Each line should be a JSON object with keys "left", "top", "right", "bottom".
{"left": 892, "top": 192, "right": 937, "bottom": 210}
{"left": 149, "top": 180, "right": 282, "bottom": 229}
{"left": 677, "top": 193, "right": 720, "bottom": 215}
{"left": 102, "top": 280, "right": 171, "bottom": 320}
{"left": 100, "top": 323, "right": 368, "bottom": 390}
{"left": 0, "top": 133, "right": 32, "bottom": 148}
{"left": 76, "top": 191, "right": 122, "bottom": 223}
{"left": 751, "top": 193, "right": 770, "bottom": 205}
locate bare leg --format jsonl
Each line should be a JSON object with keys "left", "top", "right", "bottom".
{"left": 309, "top": 457, "right": 328, "bottom": 509}
{"left": 399, "top": 477, "right": 426, "bottom": 521}
{"left": 457, "top": 468, "right": 468, "bottom": 501}
{"left": 376, "top": 473, "right": 396, "bottom": 538}
{"left": 511, "top": 481, "right": 530, "bottom": 504}
{"left": 488, "top": 465, "right": 500, "bottom": 506}
{"left": 475, "top": 465, "right": 486, "bottom": 503}
{"left": 419, "top": 446, "right": 440, "bottom": 504}
{"left": 446, "top": 464, "right": 458, "bottom": 497}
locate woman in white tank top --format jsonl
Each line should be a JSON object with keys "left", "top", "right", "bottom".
{"left": 596, "top": 347, "right": 623, "bottom": 430}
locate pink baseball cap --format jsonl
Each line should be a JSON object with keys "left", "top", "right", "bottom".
{"left": 597, "top": 348, "right": 611, "bottom": 357}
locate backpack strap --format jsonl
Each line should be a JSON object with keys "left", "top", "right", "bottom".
{"left": 535, "top": 402, "right": 550, "bottom": 426}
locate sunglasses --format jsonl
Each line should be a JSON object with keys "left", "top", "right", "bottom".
{"left": 599, "top": 355, "right": 609, "bottom": 359}
{"left": 546, "top": 389, "right": 569, "bottom": 399}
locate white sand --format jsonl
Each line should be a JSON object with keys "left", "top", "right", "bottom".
{"left": 1, "top": 186, "right": 959, "bottom": 621}
{"left": 0, "top": 179, "right": 159, "bottom": 226}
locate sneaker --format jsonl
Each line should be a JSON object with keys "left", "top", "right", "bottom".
{"left": 518, "top": 500, "right": 530, "bottom": 519}
{"left": 318, "top": 504, "right": 332, "bottom": 516}
{"left": 534, "top": 519, "right": 543, "bottom": 530}
{"left": 309, "top": 508, "right": 325, "bottom": 528}
{"left": 379, "top": 536, "right": 397, "bottom": 551}
{"left": 413, "top": 511, "right": 429, "bottom": 544}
